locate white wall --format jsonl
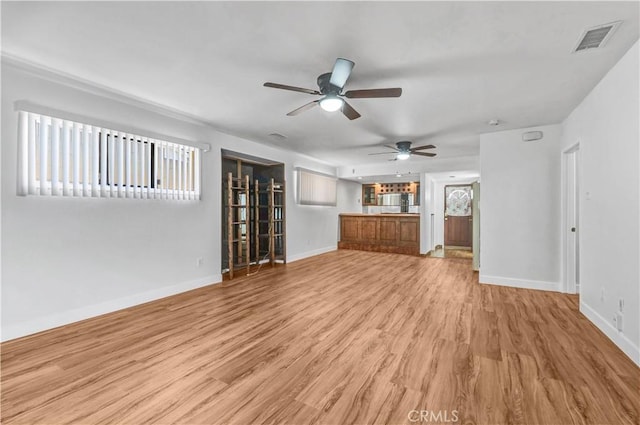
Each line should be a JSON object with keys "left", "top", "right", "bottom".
{"left": 561, "top": 41, "right": 639, "bottom": 364}
{"left": 479, "top": 124, "right": 563, "bottom": 291}
{"left": 1, "top": 61, "right": 360, "bottom": 341}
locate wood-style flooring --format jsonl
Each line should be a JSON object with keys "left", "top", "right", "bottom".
{"left": 2, "top": 250, "right": 638, "bottom": 424}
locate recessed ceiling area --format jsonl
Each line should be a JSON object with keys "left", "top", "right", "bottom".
{"left": 347, "top": 170, "right": 480, "bottom": 185}
{"left": 2, "top": 2, "right": 638, "bottom": 170}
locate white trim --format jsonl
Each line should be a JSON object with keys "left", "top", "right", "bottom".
{"left": 479, "top": 274, "right": 560, "bottom": 292}
{"left": 1, "top": 274, "right": 222, "bottom": 342}
{"left": 561, "top": 141, "right": 581, "bottom": 294}
{"left": 14, "top": 100, "right": 210, "bottom": 152}
{"left": 580, "top": 301, "right": 640, "bottom": 366}
{"left": 287, "top": 246, "right": 337, "bottom": 263}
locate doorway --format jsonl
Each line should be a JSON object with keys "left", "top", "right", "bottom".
{"left": 221, "top": 150, "right": 286, "bottom": 278}
{"left": 564, "top": 144, "right": 580, "bottom": 294}
{"left": 444, "top": 184, "right": 473, "bottom": 249}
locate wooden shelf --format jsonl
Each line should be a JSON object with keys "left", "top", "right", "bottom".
{"left": 254, "top": 178, "right": 287, "bottom": 268}
{"left": 227, "top": 172, "right": 251, "bottom": 280}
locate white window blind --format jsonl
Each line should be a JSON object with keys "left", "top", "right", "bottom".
{"left": 17, "top": 111, "right": 201, "bottom": 200}
{"left": 296, "top": 168, "right": 337, "bottom": 206}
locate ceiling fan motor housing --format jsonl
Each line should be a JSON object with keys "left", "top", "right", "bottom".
{"left": 396, "top": 141, "right": 412, "bottom": 152}
{"left": 317, "top": 73, "right": 341, "bottom": 95}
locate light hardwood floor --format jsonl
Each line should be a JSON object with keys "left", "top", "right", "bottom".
{"left": 2, "top": 250, "right": 638, "bottom": 424}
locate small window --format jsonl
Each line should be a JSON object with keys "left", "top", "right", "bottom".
{"left": 296, "top": 168, "right": 337, "bottom": 206}
{"left": 17, "top": 111, "right": 200, "bottom": 200}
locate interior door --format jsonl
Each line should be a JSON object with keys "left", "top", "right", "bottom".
{"left": 565, "top": 147, "right": 580, "bottom": 294}
{"left": 444, "top": 185, "right": 472, "bottom": 247}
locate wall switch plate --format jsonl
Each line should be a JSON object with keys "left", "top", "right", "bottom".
{"left": 619, "top": 298, "right": 624, "bottom": 312}
{"left": 196, "top": 257, "right": 203, "bottom": 267}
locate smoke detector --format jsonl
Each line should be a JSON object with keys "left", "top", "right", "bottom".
{"left": 488, "top": 119, "right": 500, "bottom": 126}
{"left": 573, "top": 21, "right": 622, "bottom": 53}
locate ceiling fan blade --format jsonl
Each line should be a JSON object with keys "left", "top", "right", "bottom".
{"left": 329, "top": 58, "right": 355, "bottom": 89}
{"left": 412, "top": 152, "right": 437, "bottom": 157}
{"left": 368, "top": 151, "right": 396, "bottom": 156}
{"left": 385, "top": 144, "right": 400, "bottom": 151}
{"left": 388, "top": 158, "right": 398, "bottom": 162}
{"left": 344, "top": 88, "right": 402, "bottom": 98}
{"left": 264, "top": 82, "right": 320, "bottom": 95}
{"left": 411, "top": 144, "right": 436, "bottom": 151}
{"left": 286, "top": 100, "right": 319, "bottom": 116}
{"left": 341, "top": 101, "right": 361, "bottom": 120}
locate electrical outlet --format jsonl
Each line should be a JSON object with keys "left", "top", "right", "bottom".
{"left": 196, "top": 257, "right": 203, "bottom": 267}
{"left": 619, "top": 298, "right": 624, "bottom": 312}
{"left": 615, "top": 312, "right": 624, "bottom": 331}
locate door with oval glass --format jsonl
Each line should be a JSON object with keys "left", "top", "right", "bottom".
{"left": 444, "top": 185, "right": 472, "bottom": 247}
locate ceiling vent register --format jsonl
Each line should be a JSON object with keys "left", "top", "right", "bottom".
{"left": 573, "top": 21, "right": 622, "bottom": 52}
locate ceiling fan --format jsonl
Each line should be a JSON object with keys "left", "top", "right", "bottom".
{"left": 368, "top": 141, "right": 437, "bottom": 161}
{"left": 263, "top": 58, "right": 402, "bottom": 120}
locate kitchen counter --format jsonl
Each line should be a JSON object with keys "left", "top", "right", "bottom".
{"left": 339, "top": 213, "right": 420, "bottom": 217}
{"left": 338, "top": 213, "right": 420, "bottom": 256}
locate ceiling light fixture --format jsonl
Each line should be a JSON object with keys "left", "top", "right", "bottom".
{"left": 396, "top": 174, "right": 402, "bottom": 178}
{"left": 396, "top": 152, "right": 410, "bottom": 160}
{"left": 357, "top": 176, "right": 363, "bottom": 180}
{"left": 319, "top": 95, "right": 344, "bottom": 112}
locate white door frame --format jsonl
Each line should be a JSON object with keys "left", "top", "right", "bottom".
{"left": 562, "top": 142, "right": 580, "bottom": 294}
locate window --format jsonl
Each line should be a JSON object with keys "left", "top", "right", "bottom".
{"left": 17, "top": 111, "right": 200, "bottom": 200}
{"left": 296, "top": 167, "right": 337, "bottom": 206}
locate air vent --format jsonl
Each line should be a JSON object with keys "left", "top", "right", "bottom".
{"left": 573, "top": 21, "right": 622, "bottom": 52}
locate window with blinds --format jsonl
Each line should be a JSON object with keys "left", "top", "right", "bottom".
{"left": 17, "top": 111, "right": 200, "bottom": 200}
{"left": 296, "top": 168, "right": 337, "bottom": 206}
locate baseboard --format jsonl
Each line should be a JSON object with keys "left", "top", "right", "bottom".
{"left": 479, "top": 274, "right": 560, "bottom": 292}
{"left": 1, "top": 274, "right": 222, "bottom": 342}
{"left": 580, "top": 301, "right": 640, "bottom": 366}
{"left": 287, "top": 246, "right": 336, "bottom": 263}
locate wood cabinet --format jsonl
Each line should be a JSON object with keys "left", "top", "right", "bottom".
{"left": 362, "top": 185, "right": 376, "bottom": 205}
{"left": 361, "top": 182, "right": 420, "bottom": 206}
{"left": 338, "top": 213, "right": 420, "bottom": 256}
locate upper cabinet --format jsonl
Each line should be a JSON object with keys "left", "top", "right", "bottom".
{"left": 363, "top": 185, "right": 376, "bottom": 205}
{"left": 361, "top": 182, "right": 420, "bottom": 206}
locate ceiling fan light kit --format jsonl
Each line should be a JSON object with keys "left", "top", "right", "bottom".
{"left": 264, "top": 57, "right": 402, "bottom": 120}
{"left": 396, "top": 152, "right": 411, "bottom": 160}
{"left": 319, "top": 95, "right": 343, "bottom": 112}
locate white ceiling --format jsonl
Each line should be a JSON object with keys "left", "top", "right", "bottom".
{"left": 3, "top": 2, "right": 639, "bottom": 171}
